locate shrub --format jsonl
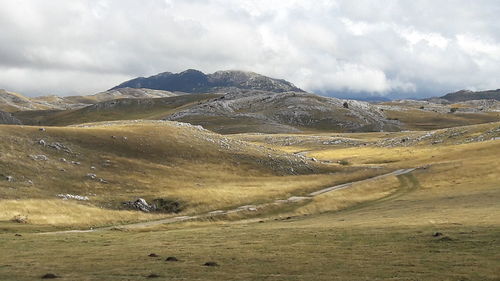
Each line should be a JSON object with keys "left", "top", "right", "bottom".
{"left": 338, "top": 160, "right": 349, "bottom": 166}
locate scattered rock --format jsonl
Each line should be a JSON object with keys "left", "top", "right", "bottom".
{"left": 123, "top": 198, "right": 182, "bottom": 213}
{"left": 165, "top": 256, "right": 178, "bottom": 262}
{"left": 11, "top": 215, "right": 28, "bottom": 224}
{"left": 60, "top": 158, "right": 67, "bottom": 162}
{"left": 30, "top": 154, "right": 48, "bottom": 161}
{"left": 90, "top": 166, "right": 96, "bottom": 170}
{"left": 41, "top": 273, "right": 59, "bottom": 279}
{"left": 124, "top": 198, "right": 154, "bottom": 212}
{"left": 203, "top": 261, "right": 219, "bottom": 267}
{"left": 5, "top": 175, "right": 14, "bottom": 182}
{"left": 147, "top": 274, "right": 160, "bottom": 278}
{"left": 148, "top": 253, "right": 159, "bottom": 257}
{"left": 432, "top": 232, "right": 443, "bottom": 237}
{"left": 39, "top": 128, "right": 46, "bottom": 132}
{"left": 38, "top": 139, "right": 46, "bottom": 146}
{"left": 71, "top": 161, "right": 81, "bottom": 165}
{"left": 14, "top": 233, "right": 22, "bottom": 237}
{"left": 86, "top": 173, "right": 97, "bottom": 180}
{"left": 57, "top": 194, "right": 89, "bottom": 201}
{"left": 47, "top": 142, "right": 72, "bottom": 153}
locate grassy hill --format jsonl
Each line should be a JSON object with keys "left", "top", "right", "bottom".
{"left": 1, "top": 120, "right": 373, "bottom": 228}
{"left": 13, "top": 94, "right": 220, "bottom": 126}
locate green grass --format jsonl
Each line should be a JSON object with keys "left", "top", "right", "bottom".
{"left": 1, "top": 205, "right": 498, "bottom": 280}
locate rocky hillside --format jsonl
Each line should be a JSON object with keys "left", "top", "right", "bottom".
{"left": 165, "top": 90, "right": 401, "bottom": 133}
{"left": 0, "top": 110, "right": 21, "bottom": 124}
{"left": 110, "top": 69, "right": 304, "bottom": 93}
{"left": 436, "top": 89, "right": 500, "bottom": 102}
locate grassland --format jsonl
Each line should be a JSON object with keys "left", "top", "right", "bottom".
{"left": 1, "top": 121, "right": 499, "bottom": 280}
{"left": 384, "top": 109, "right": 500, "bottom": 130}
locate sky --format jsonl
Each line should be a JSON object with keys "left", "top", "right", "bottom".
{"left": 0, "top": 0, "right": 499, "bottom": 99}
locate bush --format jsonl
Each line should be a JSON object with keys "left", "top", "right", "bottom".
{"left": 338, "top": 160, "right": 349, "bottom": 166}
{"left": 152, "top": 198, "right": 182, "bottom": 213}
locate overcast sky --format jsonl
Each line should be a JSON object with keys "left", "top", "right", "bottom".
{"left": 1, "top": 0, "right": 499, "bottom": 98}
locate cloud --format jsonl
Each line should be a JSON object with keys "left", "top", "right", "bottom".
{"left": 0, "top": 0, "right": 499, "bottom": 98}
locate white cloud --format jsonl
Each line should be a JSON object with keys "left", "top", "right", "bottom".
{"left": 0, "top": 0, "right": 499, "bottom": 98}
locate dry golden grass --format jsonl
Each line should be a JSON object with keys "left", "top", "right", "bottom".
{"left": 292, "top": 174, "right": 402, "bottom": 215}
{"left": 384, "top": 109, "right": 500, "bottom": 130}
{"left": 0, "top": 200, "right": 160, "bottom": 227}
{"left": 2, "top": 121, "right": 380, "bottom": 227}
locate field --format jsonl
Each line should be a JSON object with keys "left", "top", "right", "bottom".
{"left": 1, "top": 120, "right": 499, "bottom": 280}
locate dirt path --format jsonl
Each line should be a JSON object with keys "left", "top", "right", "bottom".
{"left": 40, "top": 168, "right": 418, "bottom": 234}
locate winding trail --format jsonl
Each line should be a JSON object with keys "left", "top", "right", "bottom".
{"left": 40, "top": 168, "right": 417, "bottom": 235}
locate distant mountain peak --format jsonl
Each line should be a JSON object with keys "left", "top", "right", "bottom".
{"left": 110, "top": 69, "right": 304, "bottom": 93}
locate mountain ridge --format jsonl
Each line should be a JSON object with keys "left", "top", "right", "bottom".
{"left": 110, "top": 69, "right": 305, "bottom": 93}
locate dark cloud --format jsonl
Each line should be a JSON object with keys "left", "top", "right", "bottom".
{"left": 0, "top": 0, "right": 499, "bottom": 98}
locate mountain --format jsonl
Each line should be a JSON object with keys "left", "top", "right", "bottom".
{"left": 0, "top": 110, "right": 21, "bottom": 124}
{"left": 110, "top": 69, "right": 304, "bottom": 93}
{"left": 438, "top": 89, "right": 500, "bottom": 102}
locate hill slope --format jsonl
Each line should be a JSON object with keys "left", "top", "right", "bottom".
{"left": 111, "top": 69, "right": 304, "bottom": 93}
{"left": 0, "top": 120, "right": 342, "bottom": 227}
{"left": 437, "top": 89, "right": 500, "bottom": 102}
{"left": 12, "top": 94, "right": 220, "bottom": 126}
{"left": 165, "top": 90, "right": 401, "bottom": 133}
{"left": 0, "top": 88, "right": 178, "bottom": 112}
